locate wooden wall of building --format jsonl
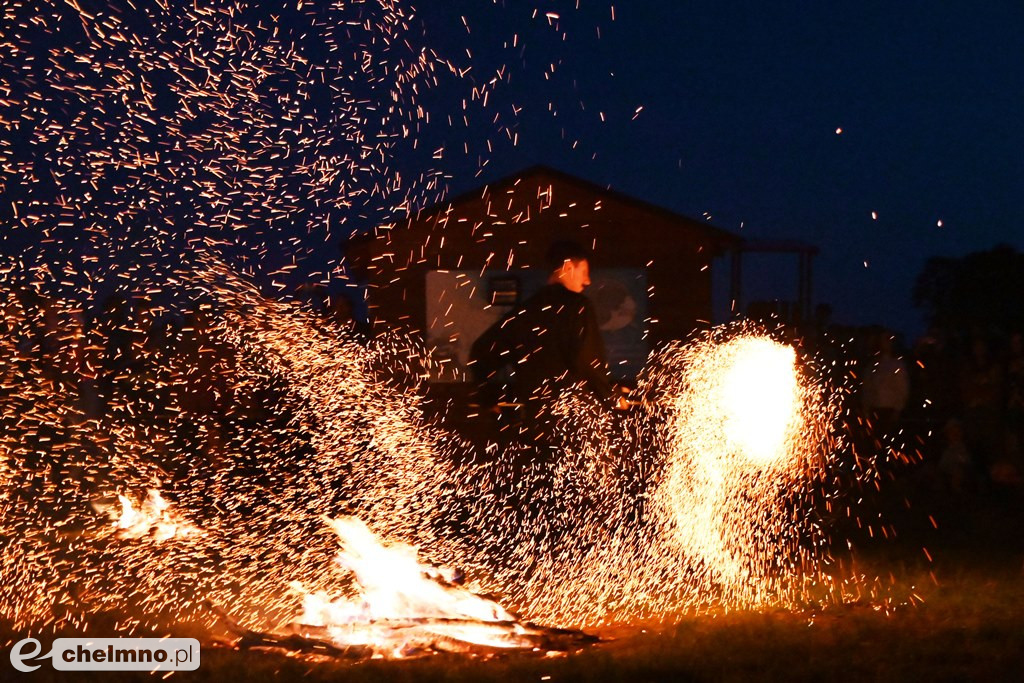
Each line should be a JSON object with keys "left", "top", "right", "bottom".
{"left": 346, "top": 166, "right": 737, "bottom": 349}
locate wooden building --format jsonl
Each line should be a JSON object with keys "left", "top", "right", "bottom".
{"left": 345, "top": 165, "right": 739, "bottom": 383}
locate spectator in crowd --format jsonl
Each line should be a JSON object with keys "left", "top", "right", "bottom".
{"left": 939, "top": 418, "right": 973, "bottom": 494}
{"left": 960, "top": 336, "right": 1004, "bottom": 481}
{"left": 862, "top": 333, "right": 909, "bottom": 435}
{"left": 1004, "top": 332, "right": 1024, "bottom": 459}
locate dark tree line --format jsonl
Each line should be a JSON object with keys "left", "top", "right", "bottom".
{"left": 914, "top": 244, "right": 1024, "bottom": 333}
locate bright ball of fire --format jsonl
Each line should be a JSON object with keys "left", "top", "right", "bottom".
{"left": 645, "top": 331, "right": 835, "bottom": 609}
{"left": 718, "top": 337, "right": 800, "bottom": 467}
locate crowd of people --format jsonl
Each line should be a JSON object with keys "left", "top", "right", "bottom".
{"left": 827, "top": 324, "right": 1024, "bottom": 495}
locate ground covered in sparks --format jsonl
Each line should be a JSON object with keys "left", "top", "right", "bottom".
{"left": 6, "top": 493, "right": 1022, "bottom": 682}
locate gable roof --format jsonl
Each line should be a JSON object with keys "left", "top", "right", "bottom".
{"left": 407, "top": 164, "right": 740, "bottom": 247}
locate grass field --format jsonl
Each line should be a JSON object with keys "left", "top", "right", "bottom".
{"left": 4, "top": 485, "right": 1023, "bottom": 681}
{"left": 7, "top": 567, "right": 1022, "bottom": 682}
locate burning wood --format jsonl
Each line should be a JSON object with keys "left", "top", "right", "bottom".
{"left": 208, "top": 517, "right": 597, "bottom": 660}
{"left": 210, "top": 603, "right": 595, "bottom": 660}
{"left": 93, "top": 489, "right": 203, "bottom": 541}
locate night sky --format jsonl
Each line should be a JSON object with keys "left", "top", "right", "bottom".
{"left": 419, "top": 0, "right": 1024, "bottom": 337}
{"left": 3, "top": 1, "right": 1021, "bottom": 338}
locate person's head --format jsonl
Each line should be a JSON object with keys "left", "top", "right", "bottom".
{"left": 546, "top": 240, "right": 591, "bottom": 293}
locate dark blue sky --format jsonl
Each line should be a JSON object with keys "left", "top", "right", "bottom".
{"left": 3, "top": 1, "right": 1020, "bottom": 338}
{"left": 422, "top": 0, "right": 1024, "bottom": 336}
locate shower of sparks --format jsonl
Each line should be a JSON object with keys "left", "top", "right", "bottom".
{"left": 0, "top": 248, "right": 862, "bottom": 638}
{"left": 0, "top": 0, "right": 892, "bottom": 657}
{"left": 646, "top": 333, "right": 834, "bottom": 607}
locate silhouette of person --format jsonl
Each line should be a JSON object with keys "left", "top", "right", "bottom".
{"left": 862, "top": 333, "right": 909, "bottom": 434}
{"left": 471, "top": 240, "right": 627, "bottom": 444}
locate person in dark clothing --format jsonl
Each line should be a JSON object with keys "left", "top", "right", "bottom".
{"left": 471, "top": 241, "right": 627, "bottom": 443}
